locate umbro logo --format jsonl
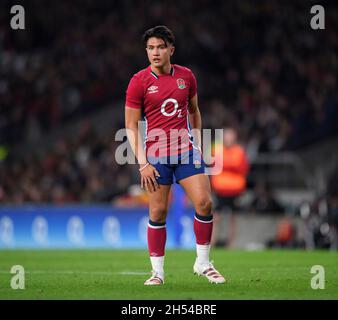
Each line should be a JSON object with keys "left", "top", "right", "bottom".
{"left": 147, "top": 86, "right": 158, "bottom": 94}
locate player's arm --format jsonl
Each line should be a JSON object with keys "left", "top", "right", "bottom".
{"left": 125, "top": 107, "right": 160, "bottom": 192}
{"left": 188, "top": 94, "right": 202, "bottom": 151}
{"left": 125, "top": 107, "right": 147, "bottom": 165}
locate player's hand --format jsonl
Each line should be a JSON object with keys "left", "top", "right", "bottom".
{"left": 139, "top": 163, "right": 161, "bottom": 192}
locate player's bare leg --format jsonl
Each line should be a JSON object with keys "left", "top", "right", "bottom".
{"left": 144, "top": 184, "right": 171, "bottom": 285}
{"left": 179, "top": 174, "right": 225, "bottom": 284}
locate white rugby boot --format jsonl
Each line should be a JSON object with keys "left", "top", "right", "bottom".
{"left": 144, "top": 270, "right": 164, "bottom": 285}
{"left": 193, "top": 260, "right": 225, "bottom": 284}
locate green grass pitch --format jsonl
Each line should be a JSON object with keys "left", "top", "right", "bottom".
{"left": 0, "top": 249, "right": 337, "bottom": 300}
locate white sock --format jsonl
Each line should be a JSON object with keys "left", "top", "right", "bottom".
{"left": 150, "top": 256, "right": 164, "bottom": 279}
{"left": 196, "top": 244, "right": 210, "bottom": 265}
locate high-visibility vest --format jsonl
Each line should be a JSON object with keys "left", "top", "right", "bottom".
{"left": 211, "top": 144, "right": 249, "bottom": 196}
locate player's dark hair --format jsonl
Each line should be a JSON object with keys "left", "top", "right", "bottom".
{"left": 142, "top": 25, "right": 175, "bottom": 47}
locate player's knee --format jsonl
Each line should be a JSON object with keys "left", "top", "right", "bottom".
{"left": 150, "top": 206, "right": 167, "bottom": 223}
{"left": 195, "top": 197, "right": 212, "bottom": 216}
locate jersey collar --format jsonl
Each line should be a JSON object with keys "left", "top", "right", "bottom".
{"left": 150, "top": 65, "right": 174, "bottom": 79}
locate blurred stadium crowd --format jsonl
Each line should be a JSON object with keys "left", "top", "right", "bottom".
{"left": 0, "top": 0, "right": 337, "bottom": 204}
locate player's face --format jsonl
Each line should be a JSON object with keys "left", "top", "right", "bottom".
{"left": 146, "top": 37, "right": 174, "bottom": 69}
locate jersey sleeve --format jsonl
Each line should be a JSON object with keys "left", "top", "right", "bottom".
{"left": 189, "top": 71, "right": 197, "bottom": 99}
{"left": 125, "top": 75, "right": 144, "bottom": 109}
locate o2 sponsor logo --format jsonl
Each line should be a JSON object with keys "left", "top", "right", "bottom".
{"left": 180, "top": 216, "right": 194, "bottom": 248}
{"left": 32, "top": 216, "right": 48, "bottom": 246}
{"left": 67, "top": 216, "right": 84, "bottom": 245}
{"left": 0, "top": 216, "right": 14, "bottom": 246}
{"left": 102, "top": 216, "right": 120, "bottom": 246}
{"left": 138, "top": 216, "right": 149, "bottom": 244}
{"left": 161, "top": 98, "right": 182, "bottom": 118}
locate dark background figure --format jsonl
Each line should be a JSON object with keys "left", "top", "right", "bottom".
{"left": 249, "top": 180, "right": 285, "bottom": 215}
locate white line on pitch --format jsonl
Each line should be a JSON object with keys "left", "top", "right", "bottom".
{"left": 117, "top": 271, "right": 149, "bottom": 275}
{"left": 0, "top": 270, "right": 148, "bottom": 276}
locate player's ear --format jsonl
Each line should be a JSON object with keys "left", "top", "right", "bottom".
{"left": 170, "top": 46, "right": 175, "bottom": 56}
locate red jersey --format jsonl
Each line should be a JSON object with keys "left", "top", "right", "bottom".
{"left": 125, "top": 64, "right": 197, "bottom": 157}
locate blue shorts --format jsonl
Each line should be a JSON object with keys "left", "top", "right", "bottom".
{"left": 148, "top": 149, "right": 206, "bottom": 185}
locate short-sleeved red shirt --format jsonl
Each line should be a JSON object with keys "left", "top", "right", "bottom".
{"left": 125, "top": 64, "right": 197, "bottom": 157}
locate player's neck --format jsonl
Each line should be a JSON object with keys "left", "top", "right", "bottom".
{"left": 150, "top": 63, "right": 172, "bottom": 76}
